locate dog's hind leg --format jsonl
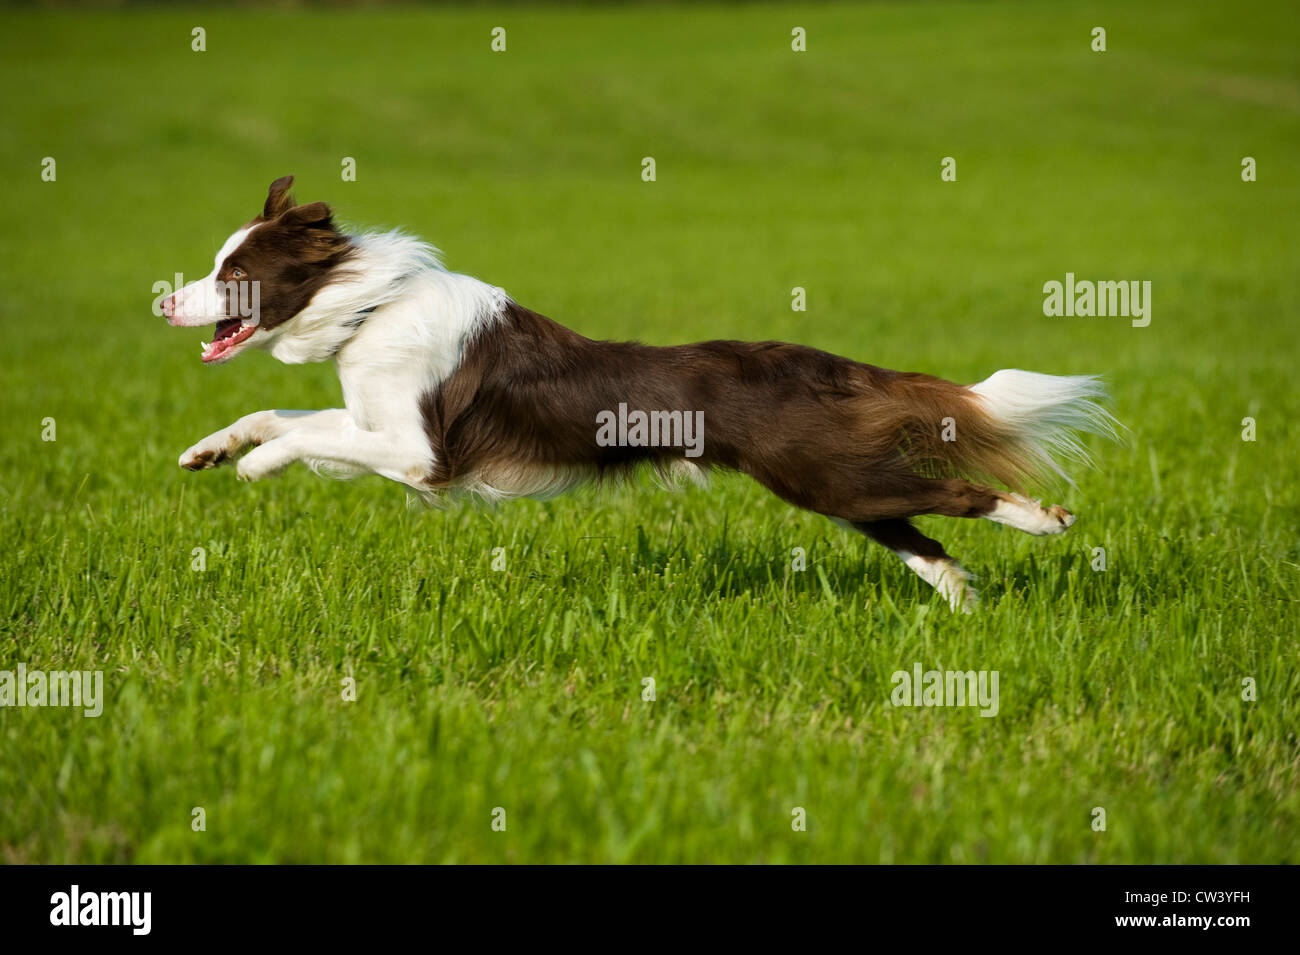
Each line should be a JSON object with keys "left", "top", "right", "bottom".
{"left": 857, "top": 477, "right": 1077, "bottom": 537}
{"left": 841, "top": 517, "right": 977, "bottom": 614}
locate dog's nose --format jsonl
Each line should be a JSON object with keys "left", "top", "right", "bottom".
{"left": 162, "top": 294, "right": 177, "bottom": 322}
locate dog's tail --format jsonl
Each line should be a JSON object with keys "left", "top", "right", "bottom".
{"left": 891, "top": 368, "right": 1121, "bottom": 492}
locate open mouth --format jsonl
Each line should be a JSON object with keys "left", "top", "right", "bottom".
{"left": 200, "top": 319, "right": 258, "bottom": 364}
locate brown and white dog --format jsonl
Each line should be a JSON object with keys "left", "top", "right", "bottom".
{"left": 164, "top": 176, "right": 1118, "bottom": 611}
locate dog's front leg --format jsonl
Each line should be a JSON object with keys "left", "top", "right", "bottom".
{"left": 235, "top": 416, "right": 433, "bottom": 488}
{"left": 179, "top": 409, "right": 347, "bottom": 471}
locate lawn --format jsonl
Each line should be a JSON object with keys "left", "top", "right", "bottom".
{"left": 1, "top": 0, "right": 1297, "bottom": 863}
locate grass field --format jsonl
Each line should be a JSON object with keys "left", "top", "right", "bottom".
{"left": 1, "top": 1, "right": 1298, "bottom": 863}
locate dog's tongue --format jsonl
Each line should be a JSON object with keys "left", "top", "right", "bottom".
{"left": 201, "top": 320, "right": 253, "bottom": 362}
{"left": 214, "top": 319, "right": 240, "bottom": 341}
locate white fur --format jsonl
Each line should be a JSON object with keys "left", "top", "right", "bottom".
{"left": 902, "top": 552, "right": 977, "bottom": 614}
{"left": 455, "top": 456, "right": 710, "bottom": 505}
{"left": 456, "top": 462, "right": 594, "bottom": 504}
{"left": 984, "top": 494, "right": 1076, "bottom": 535}
{"left": 968, "top": 368, "right": 1120, "bottom": 484}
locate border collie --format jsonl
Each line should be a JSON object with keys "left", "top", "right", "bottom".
{"left": 163, "top": 176, "right": 1119, "bottom": 612}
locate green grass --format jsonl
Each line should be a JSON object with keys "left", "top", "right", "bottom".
{"left": 1, "top": 1, "right": 1298, "bottom": 863}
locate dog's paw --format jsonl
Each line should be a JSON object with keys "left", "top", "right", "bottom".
{"left": 937, "top": 565, "right": 979, "bottom": 614}
{"left": 179, "top": 443, "right": 226, "bottom": 471}
{"left": 952, "top": 583, "right": 979, "bottom": 614}
{"left": 1045, "top": 504, "right": 1076, "bottom": 533}
{"left": 236, "top": 445, "right": 289, "bottom": 482}
{"left": 989, "top": 494, "right": 1076, "bottom": 536}
{"left": 180, "top": 427, "right": 248, "bottom": 471}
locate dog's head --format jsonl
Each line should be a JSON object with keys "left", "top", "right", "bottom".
{"left": 162, "top": 176, "right": 353, "bottom": 363}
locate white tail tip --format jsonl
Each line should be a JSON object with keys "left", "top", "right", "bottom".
{"left": 968, "top": 369, "right": 1122, "bottom": 484}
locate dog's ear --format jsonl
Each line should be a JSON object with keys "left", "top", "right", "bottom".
{"left": 280, "top": 201, "right": 334, "bottom": 229}
{"left": 263, "top": 175, "right": 296, "bottom": 219}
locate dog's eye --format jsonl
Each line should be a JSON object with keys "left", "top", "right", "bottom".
{"left": 230, "top": 267, "right": 246, "bottom": 279}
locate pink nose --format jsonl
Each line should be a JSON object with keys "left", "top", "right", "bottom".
{"left": 162, "top": 294, "right": 177, "bottom": 321}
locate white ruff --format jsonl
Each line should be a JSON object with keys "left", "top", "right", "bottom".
{"left": 263, "top": 230, "right": 506, "bottom": 368}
